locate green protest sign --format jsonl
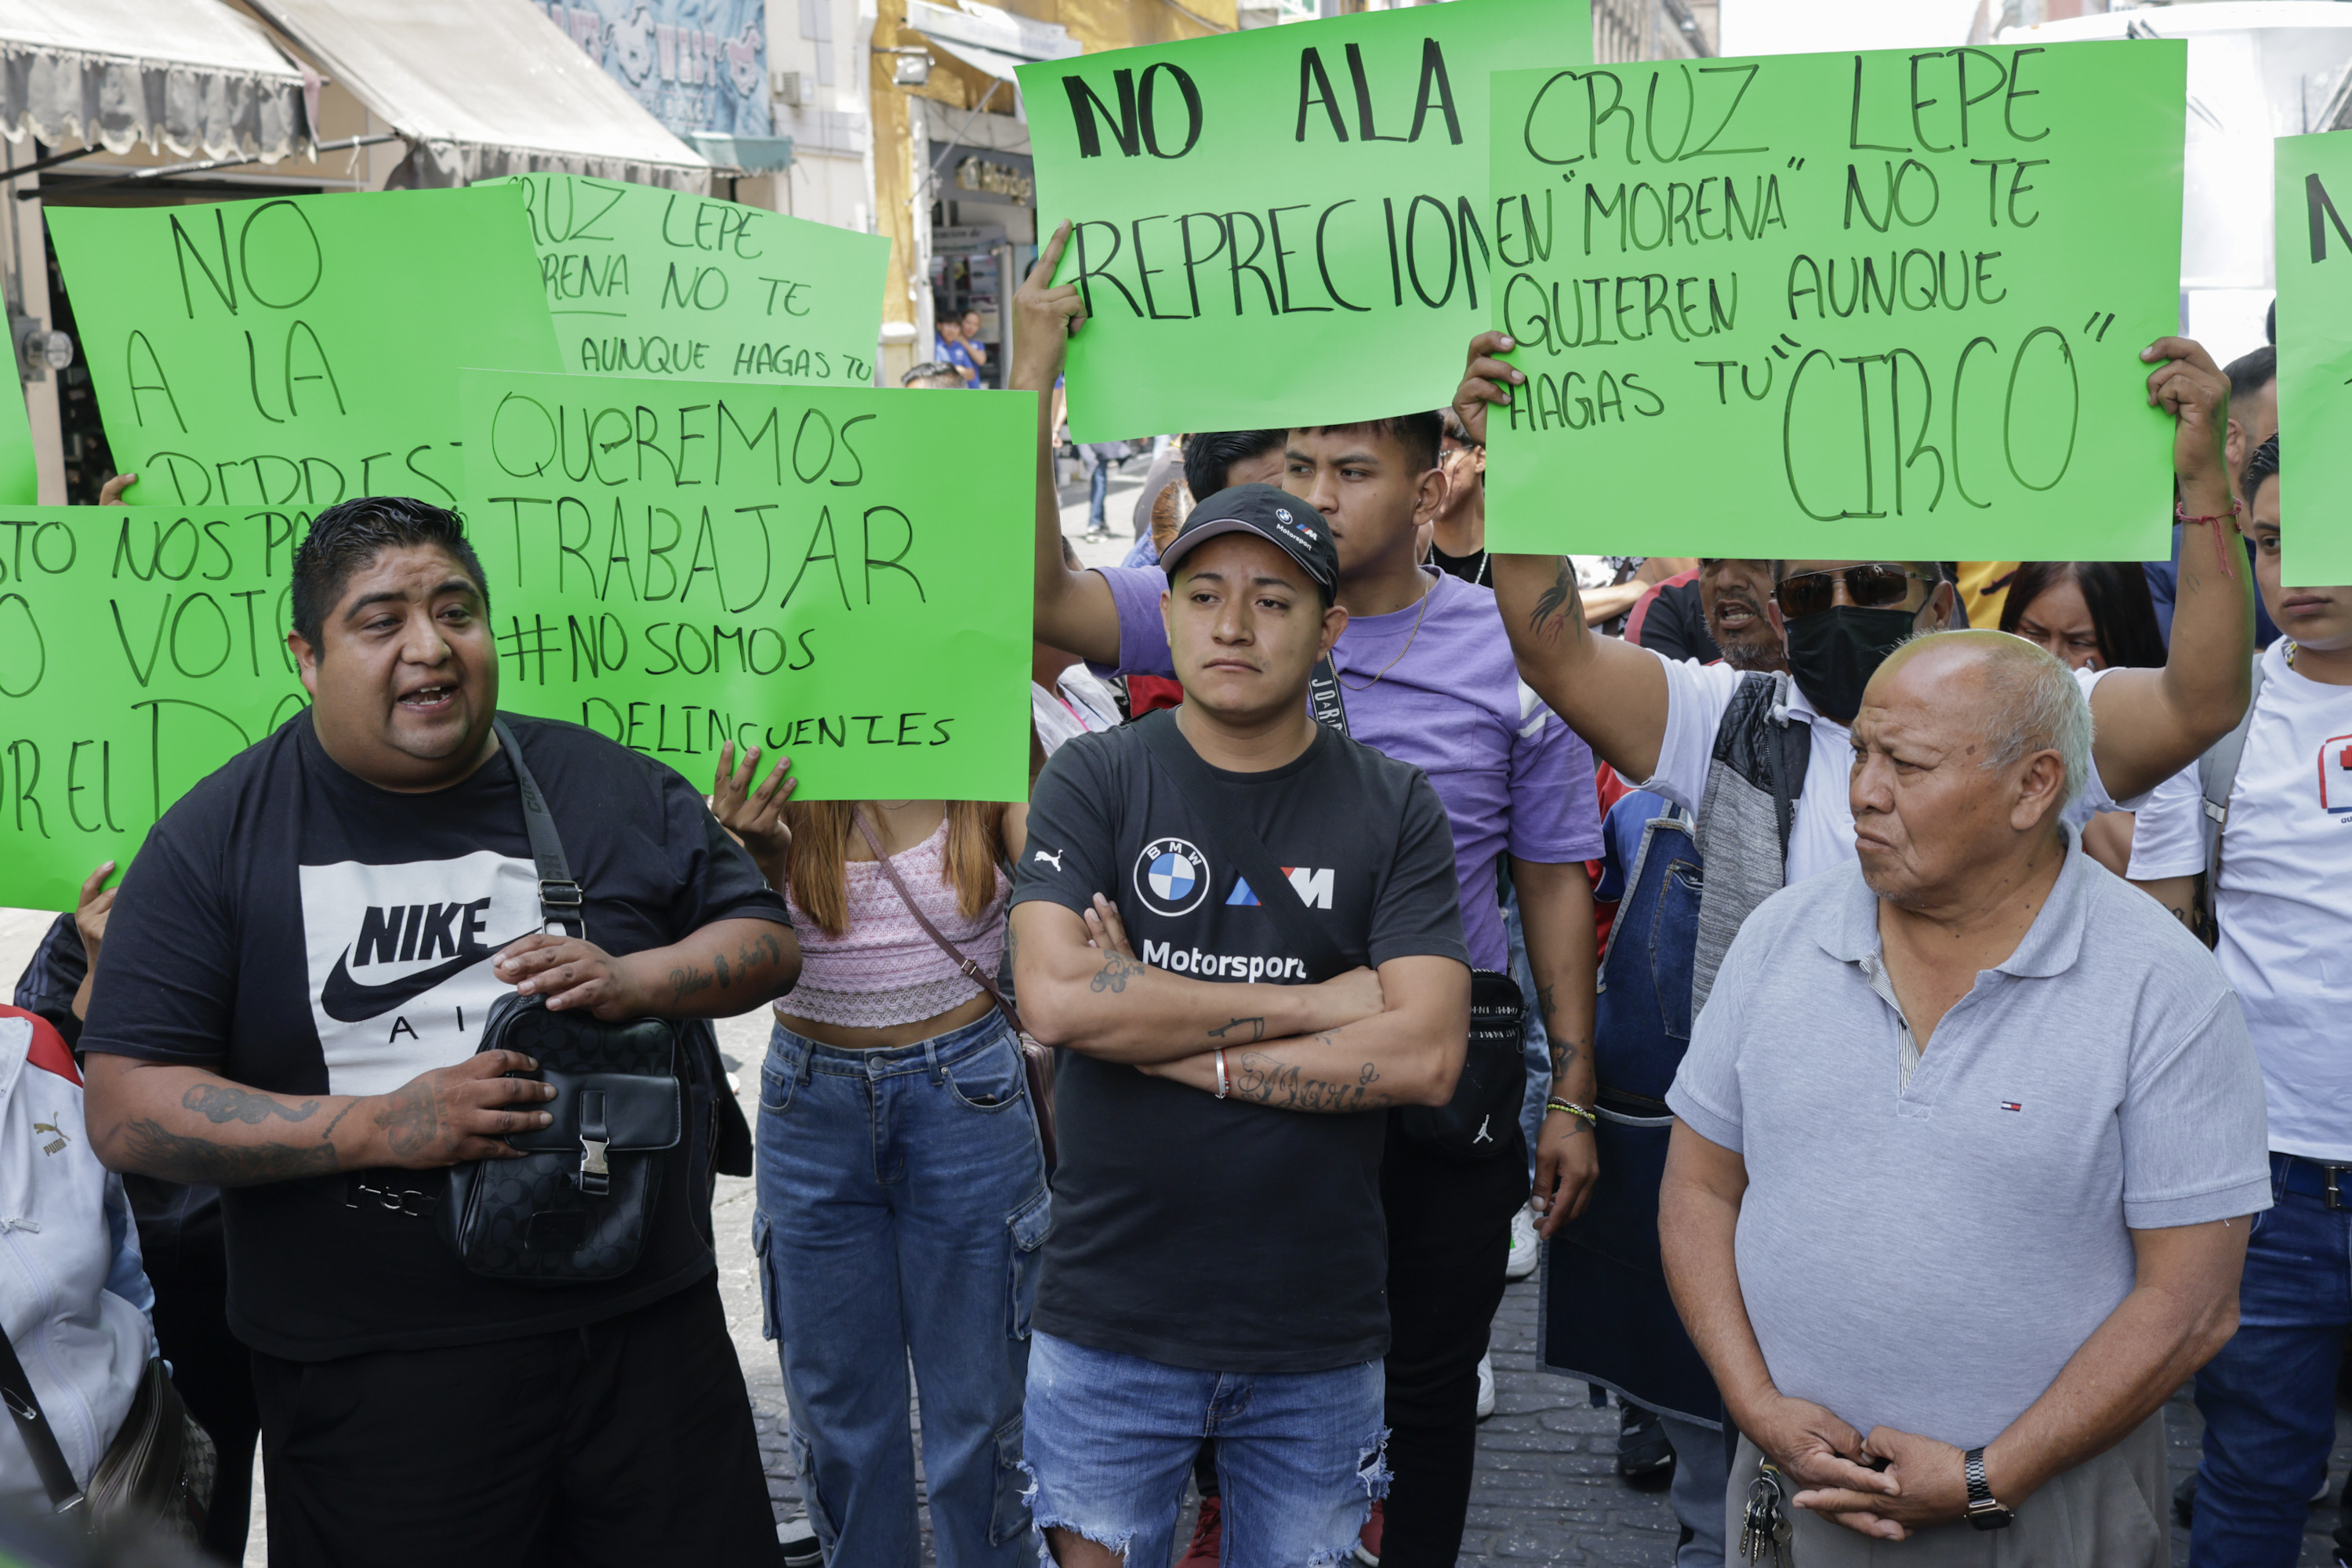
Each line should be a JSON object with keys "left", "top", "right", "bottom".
{"left": 1018, "top": 0, "right": 1589, "bottom": 441}
{"left": 2274, "top": 130, "right": 2352, "bottom": 587}
{"left": 459, "top": 370, "right": 1034, "bottom": 802}
{"left": 1483, "top": 41, "right": 2185, "bottom": 560}
{"left": 0, "top": 387, "right": 35, "bottom": 505}
{"left": 0, "top": 506, "right": 308, "bottom": 909}
{"left": 498, "top": 175, "right": 891, "bottom": 387}
{"left": 47, "top": 187, "right": 559, "bottom": 513}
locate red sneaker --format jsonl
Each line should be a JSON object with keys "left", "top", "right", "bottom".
{"left": 1352, "top": 1499, "right": 1384, "bottom": 1567}
{"left": 1177, "top": 1494, "right": 1222, "bottom": 1568}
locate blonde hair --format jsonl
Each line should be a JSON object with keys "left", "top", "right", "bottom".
{"left": 784, "top": 800, "right": 1006, "bottom": 937}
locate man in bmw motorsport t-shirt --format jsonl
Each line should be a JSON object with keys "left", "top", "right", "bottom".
{"left": 79, "top": 498, "right": 800, "bottom": 1568}
{"left": 1012, "top": 487, "right": 1472, "bottom": 1568}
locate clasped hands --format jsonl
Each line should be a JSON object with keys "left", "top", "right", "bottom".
{"left": 1750, "top": 1393, "right": 1979, "bottom": 1541}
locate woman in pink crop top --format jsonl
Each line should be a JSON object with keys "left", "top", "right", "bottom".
{"left": 712, "top": 744, "right": 1044, "bottom": 1568}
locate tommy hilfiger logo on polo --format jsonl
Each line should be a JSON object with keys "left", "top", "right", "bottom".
{"left": 1134, "top": 838, "right": 1211, "bottom": 916}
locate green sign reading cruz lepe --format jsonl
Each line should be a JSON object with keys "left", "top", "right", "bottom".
{"left": 1483, "top": 41, "right": 2186, "bottom": 560}
{"left": 459, "top": 370, "right": 1034, "bottom": 803}
{"left": 47, "top": 187, "right": 559, "bottom": 512}
{"left": 1018, "top": 0, "right": 1590, "bottom": 441}
{"left": 0, "top": 507, "right": 308, "bottom": 910}
{"left": 2274, "top": 130, "right": 2352, "bottom": 587}
{"left": 497, "top": 175, "right": 891, "bottom": 387}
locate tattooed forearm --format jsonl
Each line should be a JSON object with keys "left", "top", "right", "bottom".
{"left": 1089, "top": 953, "right": 1145, "bottom": 994}
{"left": 1527, "top": 557, "right": 1588, "bottom": 646}
{"left": 1535, "top": 984, "right": 1557, "bottom": 1022}
{"left": 1229, "top": 1052, "right": 1392, "bottom": 1113}
{"left": 1548, "top": 1033, "right": 1591, "bottom": 1091}
{"left": 117, "top": 1119, "right": 341, "bottom": 1186}
{"left": 1208, "top": 1016, "right": 1266, "bottom": 1042}
{"left": 667, "top": 964, "right": 718, "bottom": 1005}
{"left": 372, "top": 1081, "right": 442, "bottom": 1161}
{"left": 181, "top": 1084, "right": 321, "bottom": 1125}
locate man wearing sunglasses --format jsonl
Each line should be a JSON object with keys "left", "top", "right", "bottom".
{"left": 1453, "top": 332, "right": 2252, "bottom": 1564}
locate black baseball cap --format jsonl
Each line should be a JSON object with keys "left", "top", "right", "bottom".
{"left": 1161, "top": 483, "right": 1339, "bottom": 594}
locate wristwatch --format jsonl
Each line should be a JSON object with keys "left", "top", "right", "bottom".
{"left": 1963, "top": 1447, "right": 2014, "bottom": 1531}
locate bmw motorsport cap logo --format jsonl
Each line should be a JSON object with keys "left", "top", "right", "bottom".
{"left": 1161, "top": 482, "right": 1339, "bottom": 592}
{"left": 1133, "top": 837, "right": 1211, "bottom": 916}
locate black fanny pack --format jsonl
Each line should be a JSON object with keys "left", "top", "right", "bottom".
{"left": 1138, "top": 715, "right": 1523, "bottom": 1160}
{"left": 439, "top": 719, "right": 684, "bottom": 1283}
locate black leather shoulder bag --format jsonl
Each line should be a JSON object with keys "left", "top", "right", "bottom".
{"left": 441, "top": 719, "right": 684, "bottom": 1283}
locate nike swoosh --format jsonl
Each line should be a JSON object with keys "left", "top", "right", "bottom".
{"left": 318, "top": 933, "right": 530, "bottom": 1023}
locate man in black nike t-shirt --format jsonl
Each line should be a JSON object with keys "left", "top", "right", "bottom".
{"left": 78, "top": 498, "right": 800, "bottom": 1568}
{"left": 1011, "top": 487, "right": 1472, "bottom": 1568}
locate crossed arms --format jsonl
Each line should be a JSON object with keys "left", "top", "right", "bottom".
{"left": 1010, "top": 898, "right": 1468, "bottom": 1112}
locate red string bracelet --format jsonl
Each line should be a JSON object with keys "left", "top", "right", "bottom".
{"left": 2176, "top": 498, "right": 2242, "bottom": 576}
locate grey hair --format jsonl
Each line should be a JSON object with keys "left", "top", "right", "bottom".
{"left": 1893, "top": 630, "right": 2094, "bottom": 812}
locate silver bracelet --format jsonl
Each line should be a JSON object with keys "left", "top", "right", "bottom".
{"left": 1214, "top": 1048, "right": 1229, "bottom": 1100}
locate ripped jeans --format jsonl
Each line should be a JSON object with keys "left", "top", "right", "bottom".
{"left": 1022, "top": 1330, "right": 1386, "bottom": 1568}
{"left": 756, "top": 1015, "right": 1050, "bottom": 1568}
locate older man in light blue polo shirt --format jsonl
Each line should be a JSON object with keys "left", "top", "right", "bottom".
{"left": 1661, "top": 630, "right": 2270, "bottom": 1566}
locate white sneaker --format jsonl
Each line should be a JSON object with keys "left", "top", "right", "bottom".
{"left": 1475, "top": 1353, "right": 1496, "bottom": 1420}
{"left": 1504, "top": 1204, "right": 1539, "bottom": 1280}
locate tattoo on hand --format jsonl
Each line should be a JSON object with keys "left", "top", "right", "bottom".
{"left": 181, "top": 1084, "right": 320, "bottom": 1125}
{"left": 373, "top": 1082, "right": 443, "bottom": 1160}
{"left": 1229, "top": 1053, "right": 1391, "bottom": 1112}
{"left": 1208, "top": 1016, "right": 1266, "bottom": 1042}
{"left": 1089, "top": 953, "right": 1144, "bottom": 994}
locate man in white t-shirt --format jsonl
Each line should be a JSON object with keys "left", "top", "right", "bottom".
{"left": 1450, "top": 332, "right": 2254, "bottom": 914}
{"left": 2180, "top": 434, "right": 2352, "bottom": 1566}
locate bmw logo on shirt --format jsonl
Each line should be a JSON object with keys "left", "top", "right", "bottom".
{"left": 1134, "top": 837, "right": 1212, "bottom": 916}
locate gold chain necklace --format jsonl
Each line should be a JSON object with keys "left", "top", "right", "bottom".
{"left": 1338, "top": 575, "right": 1436, "bottom": 692}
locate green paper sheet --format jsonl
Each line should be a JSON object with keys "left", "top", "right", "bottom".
{"left": 498, "top": 174, "right": 891, "bottom": 387}
{"left": 48, "top": 187, "right": 559, "bottom": 513}
{"left": 1018, "top": 0, "right": 1590, "bottom": 442}
{"left": 1484, "top": 41, "right": 2185, "bottom": 560}
{"left": 2274, "top": 130, "right": 2352, "bottom": 587}
{"left": 0, "top": 506, "right": 309, "bottom": 909}
{"left": 0, "top": 385, "right": 35, "bottom": 504}
{"left": 459, "top": 370, "right": 1034, "bottom": 802}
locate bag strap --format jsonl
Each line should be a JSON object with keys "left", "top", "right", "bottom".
{"left": 1135, "top": 716, "right": 1352, "bottom": 983}
{"left": 1307, "top": 655, "right": 1351, "bottom": 738}
{"left": 851, "top": 810, "right": 1026, "bottom": 1037}
{"left": 492, "top": 717, "right": 584, "bottom": 938}
{"left": 2201, "top": 652, "right": 2268, "bottom": 905}
{"left": 0, "top": 1330, "right": 85, "bottom": 1513}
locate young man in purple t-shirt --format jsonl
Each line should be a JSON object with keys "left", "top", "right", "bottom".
{"left": 1010, "top": 222, "right": 1604, "bottom": 1568}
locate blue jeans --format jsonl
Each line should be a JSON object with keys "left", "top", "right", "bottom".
{"left": 1505, "top": 887, "right": 1551, "bottom": 1177}
{"left": 1022, "top": 1331, "right": 1387, "bottom": 1568}
{"left": 2192, "top": 1152, "right": 2347, "bottom": 1568}
{"left": 756, "top": 1015, "right": 1050, "bottom": 1568}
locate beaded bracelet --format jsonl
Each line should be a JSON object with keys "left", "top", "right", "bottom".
{"left": 1545, "top": 1097, "right": 1597, "bottom": 1126}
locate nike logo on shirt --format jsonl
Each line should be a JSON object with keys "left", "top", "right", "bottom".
{"left": 318, "top": 933, "right": 529, "bottom": 1022}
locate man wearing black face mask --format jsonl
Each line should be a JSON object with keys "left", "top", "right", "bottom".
{"left": 1452, "top": 332, "right": 2251, "bottom": 1004}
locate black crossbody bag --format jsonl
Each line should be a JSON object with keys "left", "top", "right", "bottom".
{"left": 0, "top": 1335, "right": 214, "bottom": 1539}
{"left": 1138, "top": 716, "right": 1523, "bottom": 1161}
{"left": 437, "top": 719, "right": 684, "bottom": 1282}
